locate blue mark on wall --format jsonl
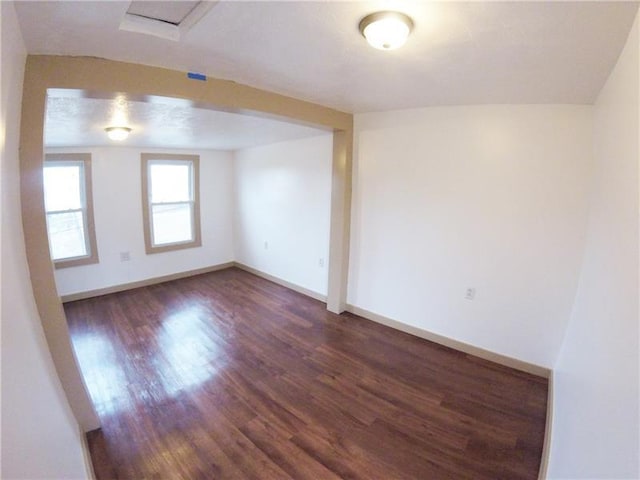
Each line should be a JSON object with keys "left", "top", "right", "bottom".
{"left": 187, "top": 72, "right": 207, "bottom": 81}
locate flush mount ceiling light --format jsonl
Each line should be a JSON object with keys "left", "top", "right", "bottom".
{"left": 105, "top": 126, "right": 132, "bottom": 141}
{"left": 359, "top": 11, "right": 414, "bottom": 50}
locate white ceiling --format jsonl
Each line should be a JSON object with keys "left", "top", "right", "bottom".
{"left": 44, "top": 90, "right": 329, "bottom": 150}
{"left": 16, "top": 0, "right": 638, "bottom": 112}
{"left": 15, "top": 1, "right": 638, "bottom": 114}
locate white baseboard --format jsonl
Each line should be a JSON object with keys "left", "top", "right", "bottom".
{"left": 60, "top": 263, "right": 549, "bottom": 379}
{"left": 60, "top": 262, "right": 235, "bottom": 303}
{"left": 538, "top": 370, "right": 554, "bottom": 479}
{"left": 345, "top": 304, "right": 551, "bottom": 379}
{"left": 61, "top": 261, "right": 328, "bottom": 305}
{"left": 232, "top": 262, "right": 328, "bottom": 302}
{"left": 80, "top": 427, "right": 97, "bottom": 480}
{"left": 227, "top": 268, "right": 550, "bottom": 376}
{"left": 65, "top": 262, "right": 554, "bottom": 478}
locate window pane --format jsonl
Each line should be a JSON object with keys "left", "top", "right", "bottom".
{"left": 150, "top": 163, "right": 191, "bottom": 203}
{"left": 44, "top": 164, "right": 82, "bottom": 211}
{"left": 152, "top": 203, "right": 193, "bottom": 246}
{"left": 46, "top": 211, "right": 87, "bottom": 260}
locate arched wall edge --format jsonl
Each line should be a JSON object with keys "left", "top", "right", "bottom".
{"left": 19, "top": 55, "right": 354, "bottom": 431}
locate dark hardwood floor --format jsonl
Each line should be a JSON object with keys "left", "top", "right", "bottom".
{"left": 65, "top": 267, "right": 547, "bottom": 479}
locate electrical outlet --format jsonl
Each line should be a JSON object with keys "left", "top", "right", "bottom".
{"left": 319, "top": 258, "right": 324, "bottom": 267}
{"left": 465, "top": 288, "right": 476, "bottom": 300}
{"left": 120, "top": 251, "right": 131, "bottom": 262}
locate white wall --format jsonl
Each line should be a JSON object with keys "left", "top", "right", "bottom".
{"left": 350, "top": 106, "right": 594, "bottom": 368}
{"left": 234, "top": 135, "right": 333, "bottom": 296}
{"left": 1, "top": 2, "right": 91, "bottom": 478}
{"left": 49, "top": 147, "right": 234, "bottom": 296}
{"left": 548, "top": 13, "right": 639, "bottom": 480}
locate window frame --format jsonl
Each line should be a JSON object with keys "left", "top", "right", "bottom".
{"left": 44, "top": 153, "right": 99, "bottom": 269}
{"left": 141, "top": 153, "right": 202, "bottom": 254}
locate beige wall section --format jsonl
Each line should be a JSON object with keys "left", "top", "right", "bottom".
{"left": 28, "top": 55, "right": 351, "bottom": 131}
{"left": 20, "top": 55, "right": 353, "bottom": 431}
{"left": 20, "top": 71, "right": 100, "bottom": 431}
{"left": 327, "top": 129, "right": 353, "bottom": 313}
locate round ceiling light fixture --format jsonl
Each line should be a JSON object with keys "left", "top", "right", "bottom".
{"left": 359, "top": 11, "right": 414, "bottom": 51}
{"left": 105, "top": 126, "right": 132, "bottom": 141}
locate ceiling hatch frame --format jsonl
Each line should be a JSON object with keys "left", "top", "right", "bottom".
{"left": 120, "top": 1, "right": 217, "bottom": 41}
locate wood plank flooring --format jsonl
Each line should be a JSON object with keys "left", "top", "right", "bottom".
{"left": 65, "top": 267, "right": 547, "bottom": 479}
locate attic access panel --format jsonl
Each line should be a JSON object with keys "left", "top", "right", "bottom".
{"left": 126, "top": 1, "right": 201, "bottom": 26}
{"left": 120, "top": 1, "right": 215, "bottom": 41}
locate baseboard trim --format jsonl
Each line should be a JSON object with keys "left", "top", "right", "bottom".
{"left": 345, "top": 304, "right": 551, "bottom": 379}
{"left": 65, "top": 260, "right": 553, "bottom": 477}
{"left": 538, "top": 370, "right": 554, "bottom": 479}
{"left": 232, "top": 262, "right": 327, "bottom": 303}
{"left": 60, "top": 262, "right": 548, "bottom": 380}
{"left": 80, "top": 427, "right": 97, "bottom": 480}
{"left": 60, "top": 262, "right": 235, "bottom": 303}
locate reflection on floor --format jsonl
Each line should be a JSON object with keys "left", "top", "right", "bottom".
{"left": 65, "top": 267, "right": 547, "bottom": 479}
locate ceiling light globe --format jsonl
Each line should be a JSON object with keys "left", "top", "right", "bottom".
{"left": 105, "top": 126, "right": 131, "bottom": 141}
{"left": 359, "top": 12, "right": 413, "bottom": 50}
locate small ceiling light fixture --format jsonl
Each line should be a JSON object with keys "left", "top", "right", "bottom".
{"left": 359, "top": 11, "right": 414, "bottom": 50}
{"left": 105, "top": 126, "right": 132, "bottom": 141}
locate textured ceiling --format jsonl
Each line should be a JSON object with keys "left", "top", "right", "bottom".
{"left": 44, "top": 91, "right": 329, "bottom": 150}
{"left": 16, "top": 1, "right": 640, "bottom": 148}
{"left": 15, "top": 1, "right": 639, "bottom": 114}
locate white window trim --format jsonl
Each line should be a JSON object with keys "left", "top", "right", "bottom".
{"left": 141, "top": 153, "right": 202, "bottom": 254}
{"left": 44, "top": 153, "right": 99, "bottom": 269}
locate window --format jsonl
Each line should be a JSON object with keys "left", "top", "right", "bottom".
{"left": 141, "top": 154, "right": 201, "bottom": 254}
{"left": 43, "top": 153, "right": 99, "bottom": 268}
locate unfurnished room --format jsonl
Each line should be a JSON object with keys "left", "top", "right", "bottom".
{"left": 1, "top": 1, "right": 639, "bottom": 479}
